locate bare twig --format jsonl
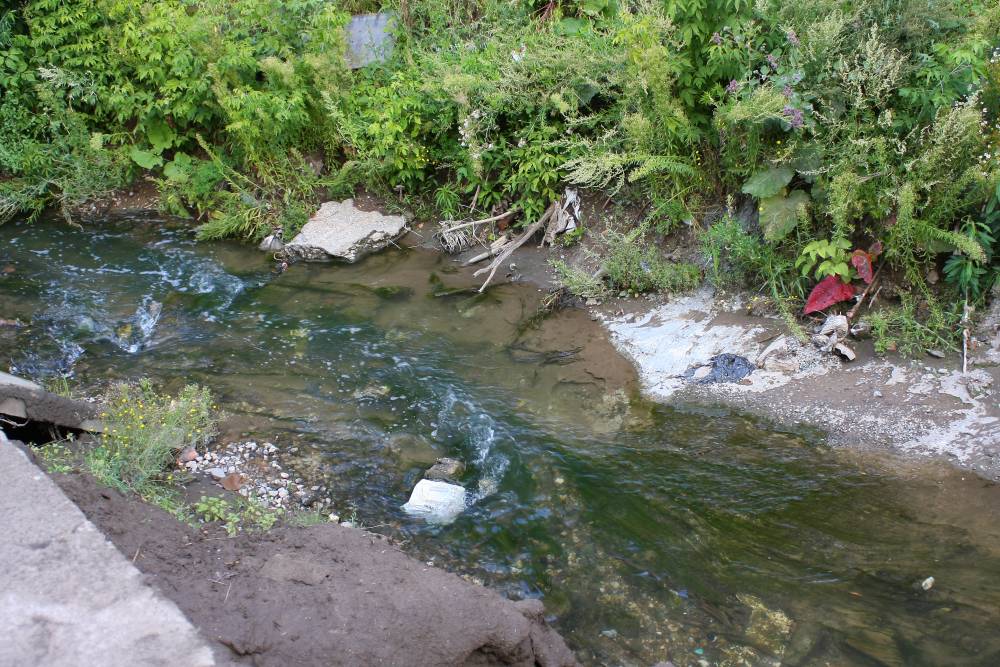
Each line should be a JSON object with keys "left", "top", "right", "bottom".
{"left": 461, "top": 234, "right": 510, "bottom": 266}
{"left": 440, "top": 209, "right": 515, "bottom": 233}
{"left": 846, "top": 266, "right": 882, "bottom": 321}
{"left": 474, "top": 203, "right": 555, "bottom": 292}
{"left": 962, "top": 298, "right": 971, "bottom": 375}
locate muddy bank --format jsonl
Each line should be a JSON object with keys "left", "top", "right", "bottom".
{"left": 50, "top": 467, "right": 578, "bottom": 667}
{"left": 593, "top": 286, "right": 1000, "bottom": 480}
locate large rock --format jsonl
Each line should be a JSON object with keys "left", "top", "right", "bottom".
{"left": 282, "top": 199, "right": 407, "bottom": 263}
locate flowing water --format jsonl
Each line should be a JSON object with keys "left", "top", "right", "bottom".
{"left": 3, "top": 216, "right": 1000, "bottom": 666}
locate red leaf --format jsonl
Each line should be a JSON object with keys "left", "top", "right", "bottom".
{"left": 804, "top": 275, "right": 855, "bottom": 314}
{"left": 868, "top": 240, "right": 883, "bottom": 261}
{"left": 851, "top": 250, "right": 874, "bottom": 284}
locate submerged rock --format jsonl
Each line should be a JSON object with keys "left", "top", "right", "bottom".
{"left": 402, "top": 479, "right": 467, "bottom": 524}
{"left": 282, "top": 199, "right": 406, "bottom": 263}
{"left": 425, "top": 457, "right": 465, "bottom": 482}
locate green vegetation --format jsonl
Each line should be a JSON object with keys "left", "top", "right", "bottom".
{"left": 194, "top": 495, "right": 281, "bottom": 536}
{"left": 87, "top": 380, "right": 216, "bottom": 510}
{"left": 1, "top": 0, "right": 998, "bottom": 354}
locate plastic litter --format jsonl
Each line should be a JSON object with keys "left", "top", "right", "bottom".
{"left": 402, "top": 479, "right": 467, "bottom": 524}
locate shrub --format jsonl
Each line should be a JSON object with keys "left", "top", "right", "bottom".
{"left": 87, "top": 381, "right": 217, "bottom": 497}
{"left": 603, "top": 230, "right": 701, "bottom": 294}
{"left": 551, "top": 259, "right": 608, "bottom": 299}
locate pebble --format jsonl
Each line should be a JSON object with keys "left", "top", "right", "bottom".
{"left": 179, "top": 439, "right": 332, "bottom": 513}
{"left": 873, "top": 390, "right": 883, "bottom": 398}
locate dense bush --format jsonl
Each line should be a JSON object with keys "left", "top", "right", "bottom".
{"left": 1, "top": 0, "right": 998, "bottom": 351}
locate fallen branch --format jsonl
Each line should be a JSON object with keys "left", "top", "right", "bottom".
{"left": 437, "top": 209, "right": 516, "bottom": 254}
{"left": 846, "top": 265, "right": 882, "bottom": 321}
{"left": 441, "top": 209, "right": 515, "bottom": 233}
{"left": 461, "top": 234, "right": 510, "bottom": 266}
{"left": 474, "top": 203, "right": 555, "bottom": 292}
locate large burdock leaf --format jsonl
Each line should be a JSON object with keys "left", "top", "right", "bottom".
{"left": 129, "top": 147, "right": 163, "bottom": 170}
{"left": 741, "top": 167, "right": 794, "bottom": 198}
{"left": 804, "top": 275, "right": 855, "bottom": 314}
{"left": 759, "top": 189, "right": 809, "bottom": 241}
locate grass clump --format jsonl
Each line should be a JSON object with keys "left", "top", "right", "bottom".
{"left": 550, "top": 259, "right": 608, "bottom": 300}
{"left": 603, "top": 231, "right": 701, "bottom": 295}
{"left": 868, "top": 293, "right": 963, "bottom": 356}
{"left": 87, "top": 380, "right": 217, "bottom": 500}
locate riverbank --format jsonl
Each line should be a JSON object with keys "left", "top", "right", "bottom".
{"left": 590, "top": 288, "right": 1000, "bottom": 481}
{"left": 4, "top": 436, "right": 578, "bottom": 666}
{"left": 490, "top": 216, "right": 1000, "bottom": 481}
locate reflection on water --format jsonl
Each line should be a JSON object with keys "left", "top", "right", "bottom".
{"left": 2, "top": 217, "right": 1000, "bottom": 666}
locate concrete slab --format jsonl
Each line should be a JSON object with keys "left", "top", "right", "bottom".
{"left": 0, "top": 441, "right": 223, "bottom": 667}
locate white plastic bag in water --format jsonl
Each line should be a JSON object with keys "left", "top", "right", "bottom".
{"left": 402, "top": 479, "right": 467, "bottom": 524}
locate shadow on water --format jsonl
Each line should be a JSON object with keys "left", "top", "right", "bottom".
{"left": 2, "top": 216, "right": 1000, "bottom": 666}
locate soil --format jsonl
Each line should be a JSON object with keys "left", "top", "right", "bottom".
{"left": 49, "top": 467, "right": 579, "bottom": 667}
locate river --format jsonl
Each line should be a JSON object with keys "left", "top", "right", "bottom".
{"left": 2, "top": 215, "right": 999, "bottom": 666}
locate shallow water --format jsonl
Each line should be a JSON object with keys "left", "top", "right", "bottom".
{"left": 3, "top": 217, "right": 1000, "bottom": 666}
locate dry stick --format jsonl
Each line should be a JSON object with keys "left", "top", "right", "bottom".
{"left": 962, "top": 298, "right": 970, "bottom": 375}
{"left": 474, "top": 204, "right": 555, "bottom": 292}
{"left": 462, "top": 235, "right": 510, "bottom": 266}
{"left": 469, "top": 185, "right": 481, "bottom": 215}
{"left": 846, "top": 266, "right": 882, "bottom": 321}
{"left": 441, "top": 209, "right": 514, "bottom": 233}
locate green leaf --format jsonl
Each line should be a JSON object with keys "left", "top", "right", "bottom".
{"left": 163, "top": 152, "right": 192, "bottom": 183}
{"left": 144, "top": 118, "right": 176, "bottom": 153}
{"left": 555, "top": 18, "right": 587, "bottom": 36}
{"left": 129, "top": 147, "right": 164, "bottom": 170}
{"left": 741, "top": 167, "right": 794, "bottom": 199}
{"left": 760, "top": 189, "right": 809, "bottom": 241}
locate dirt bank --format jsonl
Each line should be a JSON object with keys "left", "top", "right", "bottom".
{"left": 49, "top": 468, "right": 579, "bottom": 667}
{"left": 592, "top": 286, "right": 1000, "bottom": 481}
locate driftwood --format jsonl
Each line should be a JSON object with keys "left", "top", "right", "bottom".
{"left": 437, "top": 210, "right": 515, "bottom": 254}
{"left": 461, "top": 234, "right": 510, "bottom": 266}
{"left": 473, "top": 203, "right": 556, "bottom": 292}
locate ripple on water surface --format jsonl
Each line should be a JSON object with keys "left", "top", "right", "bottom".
{"left": 2, "top": 217, "right": 1000, "bottom": 666}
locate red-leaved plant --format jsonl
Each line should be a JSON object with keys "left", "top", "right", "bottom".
{"left": 803, "top": 241, "right": 881, "bottom": 315}
{"left": 803, "top": 275, "right": 855, "bottom": 314}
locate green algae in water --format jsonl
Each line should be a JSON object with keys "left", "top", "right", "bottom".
{"left": 3, "top": 217, "right": 1000, "bottom": 666}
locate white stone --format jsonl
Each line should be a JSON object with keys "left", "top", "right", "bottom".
{"left": 402, "top": 479, "right": 467, "bottom": 524}
{"left": 283, "top": 199, "right": 407, "bottom": 263}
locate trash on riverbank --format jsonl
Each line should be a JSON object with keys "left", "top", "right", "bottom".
{"left": 402, "top": 479, "right": 467, "bottom": 524}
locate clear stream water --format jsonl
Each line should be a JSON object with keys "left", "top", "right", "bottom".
{"left": 3, "top": 216, "right": 1000, "bottom": 666}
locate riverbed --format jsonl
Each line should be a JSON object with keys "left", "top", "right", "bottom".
{"left": 2, "top": 216, "right": 1000, "bottom": 666}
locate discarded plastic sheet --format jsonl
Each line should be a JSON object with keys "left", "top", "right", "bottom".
{"left": 402, "top": 479, "right": 467, "bottom": 524}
